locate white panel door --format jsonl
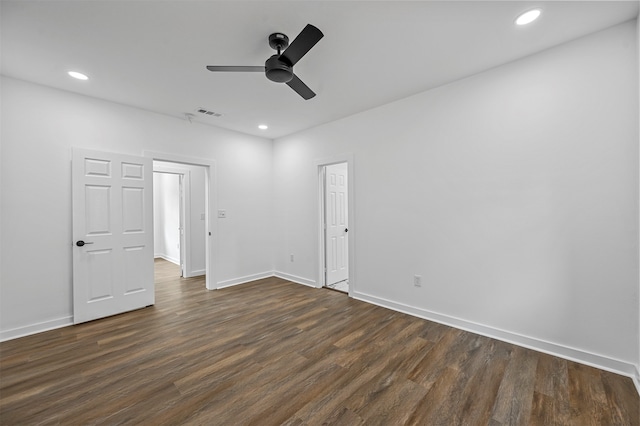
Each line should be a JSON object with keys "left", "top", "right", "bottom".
{"left": 72, "top": 148, "right": 154, "bottom": 324}
{"left": 325, "top": 163, "right": 348, "bottom": 286}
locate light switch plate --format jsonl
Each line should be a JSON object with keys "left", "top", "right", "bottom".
{"left": 218, "top": 210, "right": 227, "bottom": 218}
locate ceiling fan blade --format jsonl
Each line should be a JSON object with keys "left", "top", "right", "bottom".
{"left": 206, "top": 66, "right": 265, "bottom": 72}
{"left": 286, "top": 74, "right": 316, "bottom": 100}
{"left": 280, "top": 24, "right": 323, "bottom": 66}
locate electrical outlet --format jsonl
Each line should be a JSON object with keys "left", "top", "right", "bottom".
{"left": 290, "top": 254, "right": 294, "bottom": 262}
{"left": 413, "top": 275, "right": 422, "bottom": 287}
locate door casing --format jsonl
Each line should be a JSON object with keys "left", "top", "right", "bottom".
{"left": 145, "top": 151, "right": 217, "bottom": 290}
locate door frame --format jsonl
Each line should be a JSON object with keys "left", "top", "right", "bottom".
{"left": 315, "top": 154, "right": 355, "bottom": 295}
{"left": 145, "top": 151, "right": 217, "bottom": 290}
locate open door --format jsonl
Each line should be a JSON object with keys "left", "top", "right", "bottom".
{"left": 72, "top": 148, "right": 154, "bottom": 324}
{"left": 325, "top": 162, "right": 349, "bottom": 286}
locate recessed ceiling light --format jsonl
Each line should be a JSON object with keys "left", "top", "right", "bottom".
{"left": 258, "top": 124, "right": 268, "bottom": 130}
{"left": 515, "top": 9, "right": 541, "bottom": 26}
{"left": 68, "top": 71, "right": 89, "bottom": 80}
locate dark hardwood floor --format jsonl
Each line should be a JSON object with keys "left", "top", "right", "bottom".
{"left": 1, "top": 259, "right": 638, "bottom": 425}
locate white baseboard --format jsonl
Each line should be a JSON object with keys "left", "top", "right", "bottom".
{"left": 0, "top": 316, "right": 73, "bottom": 342}
{"left": 217, "top": 271, "right": 274, "bottom": 289}
{"left": 217, "top": 271, "right": 316, "bottom": 289}
{"left": 1, "top": 271, "right": 275, "bottom": 341}
{"left": 273, "top": 271, "right": 317, "bottom": 288}
{"left": 3, "top": 280, "right": 638, "bottom": 399}
{"left": 353, "top": 290, "right": 640, "bottom": 392}
{"left": 154, "top": 254, "right": 179, "bottom": 265}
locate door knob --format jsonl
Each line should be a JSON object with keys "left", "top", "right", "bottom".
{"left": 76, "top": 240, "right": 94, "bottom": 247}
{"left": 345, "top": 228, "right": 348, "bottom": 233}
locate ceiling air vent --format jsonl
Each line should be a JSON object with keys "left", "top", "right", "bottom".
{"left": 196, "top": 108, "right": 222, "bottom": 117}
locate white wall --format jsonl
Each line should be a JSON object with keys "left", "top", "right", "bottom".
{"left": 153, "top": 172, "right": 181, "bottom": 264}
{"left": 273, "top": 21, "right": 639, "bottom": 376}
{"left": 0, "top": 77, "right": 274, "bottom": 338}
{"left": 636, "top": 12, "right": 640, "bottom": 391}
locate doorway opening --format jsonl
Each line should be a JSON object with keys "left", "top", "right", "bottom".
{"left": 153, "top": 161, "right": 207, "bottom": 282}
{"left": 148, "top": 152, "right": 217, "bottom": 290}
{"left": 318, "top": 159, "right": 352, "bottom": 295}
{"left": 153, "top": 170, "right": 186, "bottom": 276}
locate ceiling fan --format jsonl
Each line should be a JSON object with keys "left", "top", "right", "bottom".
{"left": 206, "top": 24, "right": 324, "bottom": 100}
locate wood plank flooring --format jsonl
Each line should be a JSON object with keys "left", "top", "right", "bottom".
{"left": 1, "top": 259, "right": 638, "bottom": 425}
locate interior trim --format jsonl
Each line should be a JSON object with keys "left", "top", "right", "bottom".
{"left": 216, "top": 271, "right": 274, "bottom": 289}
{"left": 0, "top": 317, "right": 73, "bottom": 343}
{"left": 353, "top": 290, "right": 640, "bottom": 396}
{"left": 274, "top": 271, "right": 316, "bottom": 288}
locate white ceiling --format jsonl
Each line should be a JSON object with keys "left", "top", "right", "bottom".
{"left": 1, "top": 1, "right": 638, "bottom": 139}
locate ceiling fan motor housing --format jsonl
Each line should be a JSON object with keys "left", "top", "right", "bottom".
{"left": 265, "top": 55, "right": 293, "bottom": 83}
